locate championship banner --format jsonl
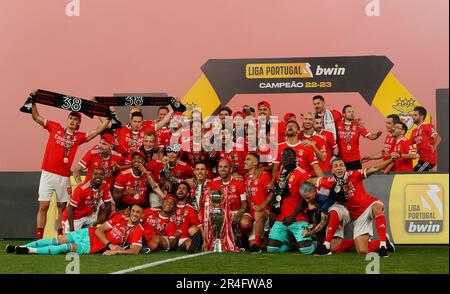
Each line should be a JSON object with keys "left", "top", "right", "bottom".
{"left": 94, "top": 95, "right": 187, "bottom": 112}
{"left": 94, "top": 96, "right": 174, "bottom": 106}
{"left": 181, "top": 56, "right": 430, "bottom": 134}
{"left": 20, "top": 89, "right": 112, "bottom": 118}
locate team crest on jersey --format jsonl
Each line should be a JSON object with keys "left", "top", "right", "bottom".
{"left": 231, "top": 186, "right": 236, "bottom": 193}
{"left": 298, "top": 150, "right": 304, "bottom": 157}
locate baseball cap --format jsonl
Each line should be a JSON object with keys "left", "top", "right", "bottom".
{"left": 257, "top": 100, "right": 271, "bottom": 109}
{"left": 283, "top": 112, "right": 296, "bottom": 122}
{"left": 101, "top": 134, "right": 115, "bottom": 145}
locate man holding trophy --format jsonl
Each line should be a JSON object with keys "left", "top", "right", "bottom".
{"left": 201, "top": 158, "right": 251, "bottom": 252}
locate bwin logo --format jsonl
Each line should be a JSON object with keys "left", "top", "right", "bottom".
{"left": 315, "top": 65, "right": 346, "bottom": 76}
{"left": 405, "top": 184, "right": 443, "bottom": 233}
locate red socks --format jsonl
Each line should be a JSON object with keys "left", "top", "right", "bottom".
{"left": 374, "top": 214, "right": 387, "bottom": 242}
{"left": 254, "top": 235, "right": 261, "bottom": 247}
{"left": 325, "top": 210, "right": 340, "bottom": 243}
{"left": 36, "top": 228, "right": 44, "bottom": 240}
{"left": 332, "top": 240, "right": 354, "bottom": 253}
{"left": 368, "top": 240, "right": 380, "bottom": 252}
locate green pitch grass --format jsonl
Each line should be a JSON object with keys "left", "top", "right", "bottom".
{"left": 0, "top": 240, "right": 447, "bottom": 274}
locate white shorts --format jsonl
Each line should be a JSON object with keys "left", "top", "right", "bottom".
{"left": 162, "top": 236, "right": 172, "bottom": 252}
{"left": 62, "top": 215, "right": 96, "bottom": 235}
{"left": 38, "top": 170, "right": 72, "bottom": 203}
{"left": 353, "top": 201, "right": 384, "bottom": 239}
{"left": 178, "top": 237, "right": 189, "bottom": 248}
{"left": 329, "top": 203, "right": 351, "bottom": 239}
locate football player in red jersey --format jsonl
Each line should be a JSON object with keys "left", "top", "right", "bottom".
{"left": 271, "top": 120, "right": 324, "bottom": 181}
{"left": 244, "top": 153, "right": 272, "bottom": 252}
{"left": 171, "top": 182, "right": 203, "bottom": 253}
{"left": 30, "top": 97, "right": 110, "bottom": 239}
{"left": 361, "top": 114, "right": 400, "bottom": 173}
{"left": 266, "top": 148, "right": 317, "bottom": 254}
{"left": 298, "top": 112, "right": 327, "bottom": 174}
{"left": 62, "top": 168, "right": 112, "bottom": 234}
{"left": 410, "top": 106, "right": 442, "bottom": 172}
{"left": 257, "top": 100, "right": 286, "bottom": 144}
{"left": 186, "top": 161, "right": 211, "bottom": 210}
{"left": 10, "top": 204, "right": 145, "bottom": 256}
{"left": 113, "top": 150, "right": 165, "bottom": 206}
{"left": 385, "top": 121, "right": 417, "bottom": 173}
{"left": 201, "top": 159, "right": 251, "bottom": 251}
{"left": 72, "top": 133, "right": 126, "bottom": 188}
{"left": 309, "top": 157, "right": 396, "bottom": 257}
{"left": 146, "top": 143, "right": 195, "bottom": 194}
{"left": 313, "top": 115, "right": 339, "bottom": 172}
{"left": 142, "top": 195, "right": 180, "bottom": 252}
{"left": 312, "top": 95, "right": 342, "bottom": 141}
{"left": 336, "top": 105, "right": 382, "bottom": 170}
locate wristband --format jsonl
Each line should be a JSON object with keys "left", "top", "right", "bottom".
{"left": 106, "top": 241, "right": 112, "bottom": 248}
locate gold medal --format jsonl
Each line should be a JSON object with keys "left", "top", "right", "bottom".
{"left": 63, "top": 157, "right": 69, "bottom": 164}
{"left": 134, "top": 194, "right": 140, "bottom": 200}
{"left": 347, "top": 145, "right": 352, "bottom": 151}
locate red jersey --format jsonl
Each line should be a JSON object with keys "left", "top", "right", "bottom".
{"left": 114, "top": 127, "right": 145, "bottom": 155}
{"left": 88, "top": 213, "right": 144, "bottom": 253}
{"left": 383, "top": 134, "right": 396, "bottom": 161}
{"left": 142, "top": 208, "right": 179, "bottom": 242}
{"left": 217, "top": 148, "right": 247, "bottom": 176}
{"left": 171, "top": 204, "right": 200, "bottom": 239}
{"left": 157, "top": 126, "right": 172, "bottom": 148}
{"left": 244, "top": 171, "right": 271, "bottom": 217}
{"left": 299, "top": 131, "right": 328, "bottom": 174}
{"left": 41, "top": 120, "right": 88, "bottom": 177}
{"left": 274, "top": 141, "right": 318, "bottom": 176}
{"left": 316, "top": 130, "right": 337, "bottom": 171}
{"left": 79, "top": 146, "right": 125, "bottom": 188}
{"left": 276, "top": 167, "right": 310, "bottom": 222}
{"left": 316, "top": 169, "right": 378, "bottom": 220}
{"left": 391, "top": 137, "right": 415, "bottom": 172}
{"left": 410, "top": 123, "right": 438, "bottom": 164}
{"left": 142, "top": 120, "right": 156, "bottom": 133}
{"left": 62, "top": 180, "right": 112, "bottom": 221}
{"left": 336, "top": 120, "right": 370, "bottom": 162}
{"left": 206, "top": 177, "right": 247, "bottom": 211}
{"left": 114, "top": 168, "right": 149, "bottom": 205}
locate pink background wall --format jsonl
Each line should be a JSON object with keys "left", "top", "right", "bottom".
{"left": 0, "top": 0, "right": 448, "bottom": 171}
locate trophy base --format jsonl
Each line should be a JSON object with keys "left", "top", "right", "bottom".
{"left": 212, "top": 239, "right": 223, "bottom": 253}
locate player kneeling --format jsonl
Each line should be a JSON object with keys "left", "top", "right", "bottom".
{"left": 141, "top": 195, "right": 180, "bottom": 253}
{"left": 7, "top": 204, "right": 145, "bottom": 255}
{"left": 171, "top": 182, "right": 203, "bottom": 253}
{"left": 266, "top": 148, "right": 317, "bottom": 254}
{"left": 309, "top": 157, "right": 396, "bottom": 257}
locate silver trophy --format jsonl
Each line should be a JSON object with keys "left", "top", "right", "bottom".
{"left": 210, "top": 190, "right": 224, "bottom": 252}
